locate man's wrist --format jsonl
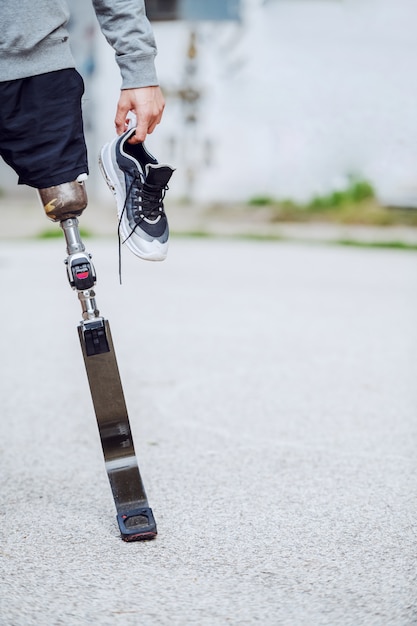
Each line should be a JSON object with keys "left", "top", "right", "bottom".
{"left": 117, "top": 53, "right": 159, "bottom": 89}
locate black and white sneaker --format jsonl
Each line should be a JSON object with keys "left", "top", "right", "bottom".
{"left": 99, "top": 129, "right": 174, "bottom": 261}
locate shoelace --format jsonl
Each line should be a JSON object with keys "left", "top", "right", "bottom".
{"left": 133, "top": 178, "right": 167, "bottom": 222}
{"left": 117, "top": 174, "right": 169, "bottom": 283}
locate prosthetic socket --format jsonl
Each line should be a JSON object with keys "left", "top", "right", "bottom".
{"left": 38, "top": 176, "right": 87, "bottom": 222}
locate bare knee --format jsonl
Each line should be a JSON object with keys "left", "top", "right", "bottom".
{"left": 38, "top": 176, "right": 88, "bottom": 222}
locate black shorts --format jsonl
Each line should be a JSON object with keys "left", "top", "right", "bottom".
{"left": 0, "top": 68, "right": 88, "bottom": 188}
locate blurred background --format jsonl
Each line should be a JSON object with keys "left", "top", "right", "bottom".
{"left": 1, "top": 0, "right": 417, "bottom": 239}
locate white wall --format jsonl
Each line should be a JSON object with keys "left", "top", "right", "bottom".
{"left": 1, "top": 0, "right": 417, "bottom": 206}
{"left": 148, "top": 0, "right": 417, "bottom": 205}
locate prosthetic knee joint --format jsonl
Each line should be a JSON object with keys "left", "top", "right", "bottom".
{"left": 37, "top": 176, "right": 101, "bottom": 327}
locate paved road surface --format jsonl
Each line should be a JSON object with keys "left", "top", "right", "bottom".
{"left": 0, "top": 237, "right": 416, "bottom": 625}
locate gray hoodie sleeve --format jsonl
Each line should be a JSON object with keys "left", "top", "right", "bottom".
{"left": 91, "top": 0, "right": 158, "bottom": 89}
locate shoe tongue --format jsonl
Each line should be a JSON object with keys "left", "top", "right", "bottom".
{"left": 144, "top": 164, "right": 174, "bottom": 187}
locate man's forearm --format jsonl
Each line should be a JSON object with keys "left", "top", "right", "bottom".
{"left": 91, "top": 0, "right": 159, "bottom": 89}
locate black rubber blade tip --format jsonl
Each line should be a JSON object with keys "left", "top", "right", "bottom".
{"left": 117, "top": 507, "right": 157, "bottom": 542}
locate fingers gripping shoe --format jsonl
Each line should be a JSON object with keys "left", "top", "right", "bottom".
{"left": 100, "top": 129, "right": 174, "bottom": 261}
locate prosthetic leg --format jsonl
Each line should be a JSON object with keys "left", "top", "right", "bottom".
{"left": 38, "top": 178, "right": 157, "bottom": 541}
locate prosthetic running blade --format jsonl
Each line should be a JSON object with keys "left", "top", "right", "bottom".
{"left": 78, "top": 318, "right": 156, "bottom": 541}
{"left": 38, "top": 180, "right": 157, "bottom": 542}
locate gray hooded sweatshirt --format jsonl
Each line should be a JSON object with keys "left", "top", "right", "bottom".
{"left": 0, "top": 0, "right": 158, "bottom": 88}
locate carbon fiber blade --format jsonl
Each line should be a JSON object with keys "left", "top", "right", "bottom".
{"left": 78, "top": 319, "right": 157, "bottom": 540}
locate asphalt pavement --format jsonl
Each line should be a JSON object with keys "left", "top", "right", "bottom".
{"left": 0, "top": 235, "right": 416, "bottom": 625}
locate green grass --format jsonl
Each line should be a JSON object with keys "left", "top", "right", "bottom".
{"left": 335, "top": 239, "right": 417, "bottom": 251}
{"left": 37, "top": 227, "right": 92, "bottom": 239}
{"left": 247, "top": 177, "right": 417, "bottom": 227}
{"left": 172, "top": 230, "right": 417, "bottom": 251}
{"left": 247, "top": 195, "right": 276, "bottom": 207}
{"left": 306, "top": 178, "right": 375, "bottom": 211}
{"left": 173, "top": 230, "right": 213, "bottom": 238}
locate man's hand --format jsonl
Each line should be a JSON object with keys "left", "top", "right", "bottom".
{"left": 115, "top": 86, "right": 165, "bottom": 143}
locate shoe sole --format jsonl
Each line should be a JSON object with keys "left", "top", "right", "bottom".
{"left": 99, "top": 142, "right": 167, "bottom": 262}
